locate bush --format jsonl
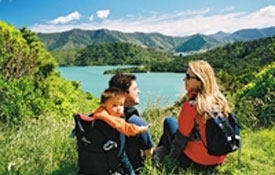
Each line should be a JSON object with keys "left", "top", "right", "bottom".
{"left": 234, "top": 63, "right": 275, "bottom": 128}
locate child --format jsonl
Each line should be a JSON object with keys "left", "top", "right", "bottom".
{"left": 77, "top": 87, "right": 147, "bottom": 175}
{"left": 93, "top": 87, "right": 149, "bottom": 136}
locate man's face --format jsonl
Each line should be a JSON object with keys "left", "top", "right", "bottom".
{"left": 125, "top": 80, "right": 140, "bottom": 107}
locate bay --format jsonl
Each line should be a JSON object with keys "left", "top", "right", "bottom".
{"left": 58, "top": 66, "right": 186, "bottom": 112}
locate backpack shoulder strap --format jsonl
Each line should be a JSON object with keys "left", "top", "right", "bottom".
{"left": 228, "top": 113, "right": 242, "bottom": 164}
{"left": 78, "top": 113, "right": 96, "bottom": 121}
{"left": 124, "top": 107, "right": 139, "bottom": 121}
{"left": 71, "top": 113, "right": 95, "bottom": 137}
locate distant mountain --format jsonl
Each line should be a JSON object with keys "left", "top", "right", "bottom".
{"left": 37, "top": 29, "right": 223, "bottom": 53}
{"left": 209, "top": 31, "right": 231, "bottom": 41}
{"left": 37, "top": 26, "right": 275, "bottom": 53}
{"left": 262, "top": 26, "right": 275, "bottom": 36}
{"left": 174, "top": 34, "right": 222, "bottom": 52}
{"left": 212, "top": 26, "right": 275, "bottom": 42}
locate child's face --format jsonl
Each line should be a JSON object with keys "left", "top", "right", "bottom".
{"left": 104, "top": 96, "right": 125, "bottom": 117}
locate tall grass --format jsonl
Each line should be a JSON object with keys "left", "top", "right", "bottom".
{"left": 1, "top": 106, "right": 275, "bottom": 175}
{"left": 0, "top": 116, "right": 78, "bottom": 175}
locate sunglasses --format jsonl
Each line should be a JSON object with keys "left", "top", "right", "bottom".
{"left": 185, "top": 73, "right": 199, "bottom": 80}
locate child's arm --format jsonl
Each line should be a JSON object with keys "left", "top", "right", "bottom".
{"left": 93, "top": 107, "right": 148, "bottom": 136}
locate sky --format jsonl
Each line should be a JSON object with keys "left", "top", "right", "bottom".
{"left": 1, "top": 0, "right": 275, "bottom": 36}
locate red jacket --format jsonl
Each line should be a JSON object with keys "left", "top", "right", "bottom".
{"left": 178, "top": 90, "right": 226, "bottom": 165}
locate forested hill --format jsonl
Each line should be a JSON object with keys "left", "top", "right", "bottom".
{"left": 0, "top": 21, "right": 98, "bottom": 125}
{"left": 37, "top": 26, "right": 275, "bottom": 53}
{"left": 55, "top": 35, "right": 275, "bottom": 79}
{"left": 73, "top": 42, "right": 176, "bottom": 68}
{"left": 37, "top": 28, "right": 220, "bottom": 53}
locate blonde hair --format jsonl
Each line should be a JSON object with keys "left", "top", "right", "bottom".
{"left": 189, "top": 60, "right": 230, "bottom": 116}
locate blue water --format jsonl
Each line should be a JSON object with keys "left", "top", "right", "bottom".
{"left": 58, "top": 66, "right": 186, "bottom": 111}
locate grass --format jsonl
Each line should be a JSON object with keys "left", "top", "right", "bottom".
{"left": 1, "top": 107, "right": 275, "bottom": 175}
{"left": 0, "top": 117, "right": 78, "bottom": 175}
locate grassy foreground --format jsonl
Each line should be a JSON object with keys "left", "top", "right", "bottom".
{"left": 1, "top": 109, "right": 275, "bottom": 175}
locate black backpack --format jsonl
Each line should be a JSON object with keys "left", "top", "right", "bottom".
{"left": 72, "top": 113, "right": 124, "bottom": 175}
{"left": 202, "top": 112, "right": 241, "bottom": 156}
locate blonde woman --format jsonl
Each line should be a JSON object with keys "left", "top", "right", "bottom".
{"left": 154, "top": 60, "right": 230, "bottom": 173}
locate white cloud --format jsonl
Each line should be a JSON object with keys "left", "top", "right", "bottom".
{"left": 96, "top": 9, "right": 110, "bottom": 19}
{"left": 48, "top": 11, "right": 81, "bottom": 25}
{"left": 89, "top": 14, "right": 94, "bottom": 21}
{"left": 254, "top": 5, "right": 275, "bottom": 17}
{"left": 31, "top": 5, "right": 275, "bottom": 36}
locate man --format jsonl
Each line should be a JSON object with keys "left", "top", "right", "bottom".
{"left": 108, "top": 73, "right": 155, "bottom": 174}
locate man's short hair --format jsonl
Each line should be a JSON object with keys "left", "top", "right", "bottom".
{"left": 108, "top": 73, "right": 136, "bottom": 93}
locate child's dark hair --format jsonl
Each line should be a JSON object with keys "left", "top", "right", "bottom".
{"left": 101, "top": 87, "right": 125, "bottom": 103}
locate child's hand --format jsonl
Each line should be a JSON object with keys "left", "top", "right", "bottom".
{"left": 138, "top": 125, "right": 149, "bottom": 133}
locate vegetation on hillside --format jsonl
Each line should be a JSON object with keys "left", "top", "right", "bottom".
{"left": 37, "top": 27, "right": 275, "bottom": 54}
{"left": 234, "top": 63, "right": 275, "bottom": 128}
{"left": 37, "top": 28, "right": 220, "bottom": 52}
{"left": 0, "top": 21, "right": 99, "bottom": 125}
{"left": 74, "top": 42, "right": 176, "bottom": 67}
{"left": 1, "top": 20, "right": 275, "bottom": 174}
{"left": 51, "top": 49, "right": 82, "bottom": 66}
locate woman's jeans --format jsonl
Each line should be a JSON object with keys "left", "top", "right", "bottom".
{"left": 157, "top": 116, "right": 178, "bottom": 150}
{"left": 156, "top": 116, "right": 219, "bottom": 173}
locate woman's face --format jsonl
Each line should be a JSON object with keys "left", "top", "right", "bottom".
{"left": 184, "top": 68, "right": 202, "bottom": 92}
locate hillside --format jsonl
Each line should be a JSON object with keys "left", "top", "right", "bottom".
{"left": 37, "top": 26, "right": 275, "bottom": 53}
{"left": 73, "top": 42, "right": 176, "bottom": 67}
{"left": 37, "top": 26, "right": 275, "bottom": 67}
{"left": 79, "top": 36, "right": 275, "bottom": 78}
{"left": 0, "top": 21, "right": 98, "bottom": 125}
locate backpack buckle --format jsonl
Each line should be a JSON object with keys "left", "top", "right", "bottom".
{"left": 103, "top": 140, "right": 118, "bottom": 151}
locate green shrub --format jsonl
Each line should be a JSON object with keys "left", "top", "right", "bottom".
{"left": 234, "top": 63, "right": 275, "bottom": 128}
